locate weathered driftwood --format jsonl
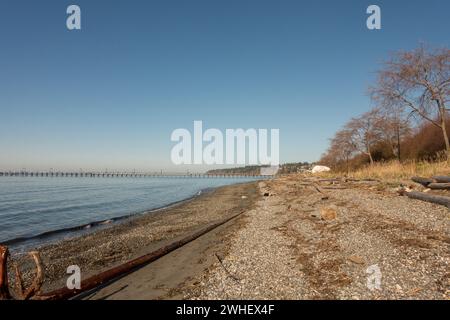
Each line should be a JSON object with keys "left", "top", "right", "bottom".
{"left": 431, "top": 176, "right": 450, "bottom": 183}
{"left": 428, "top": 183, "right": 450, "bottom": 190}
{"left": 321, "top": 186, "right": 348, "bottom": 190}
{"left": 312, "top": 183, "right": 329, "bottom": 200}
{"left": 401, "top": 190, "right": 450, "bottom": 208}
{"left": 345, "top": 178, "right": 380, "bottom": 183}
{"left": 215, "top": 253, "right": 240, "bottom": 282}
{"left": 411, "top": 176, "right": 434, "bottom": 187}
{"left": 38, "top": 210, "right": 246, "bottom": 300}
{"left": 0, "top": 245, "right": 10, "bottom": 300}
{"left": 13, "top": 251, "right": 44, "bottom": 300}
{"left": 318, "top": 178, "right": 342, "bottom": 183}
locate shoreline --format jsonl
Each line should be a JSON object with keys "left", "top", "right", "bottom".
{"left": 6, "top": 186, "right": 216, "bottom": 252}
{"left": 8, "top": 181, "right": 260, "bottom": 294}
{"left": 5, "top": 175, "right": 449, "bottom": 300}
{"left": 89, "top": 175, "right": 448, "bottom": 300}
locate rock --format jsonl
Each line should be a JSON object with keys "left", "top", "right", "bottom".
{"left": 348, "top": 255, "right": 365, "bottom": 265}
{"left": 312, "top": 165, "right": 331, "bottom": 174}
{"left": 264, "top": 192, "right": 270, "bottom": 197}
{"left": 241, "top": 196, "right": 248, "bottom": 199}
{"left": 395, "top": 284, "right": 403, "bottom": 293}
{"left": 320, "top": 207, "right": 337, "bottom": 220}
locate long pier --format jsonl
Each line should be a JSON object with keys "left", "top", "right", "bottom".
{"left": 0, "top": 171, "right": 269, "bottom": 179}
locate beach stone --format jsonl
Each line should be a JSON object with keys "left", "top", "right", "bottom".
{"left": 348, "top": 255, "right": 365, "bottom": 265}
{"left": 312, "top": 165, "right": 331, "bottom": 174}
{"left": 320, "top": 207, "right": 337, "bottom": 220}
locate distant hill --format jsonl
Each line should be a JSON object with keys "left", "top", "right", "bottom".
{"left": 278, "top": 162, "right": 312, "bottom": 174}
{"left": 206, "top": 162, "right": 312, "bottom": 175}
{"left": 206, "top": 166, "right": 265, "bottom": 176}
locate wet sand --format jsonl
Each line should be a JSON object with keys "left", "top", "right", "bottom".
{"left": 8, "top": 181, "right": 260, "bottom": 295}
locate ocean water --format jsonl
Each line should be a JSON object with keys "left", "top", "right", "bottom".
{"left": 0, "top": 176, "right": 260, "bottom": 250}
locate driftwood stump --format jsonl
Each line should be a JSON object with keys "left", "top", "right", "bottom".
{"left": 0, "top": 245, "right": 10, "bottom": 300}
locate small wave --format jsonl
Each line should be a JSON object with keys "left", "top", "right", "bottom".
{"left": 1, "top": 188, "right": 210, "bottom": 248}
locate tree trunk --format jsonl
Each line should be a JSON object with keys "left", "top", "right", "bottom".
{"left": 368, "top": 151, "right": 374, "bottom": 165}
{"left": 437, "top": 100, "right": 450, "bottom": 161}
{"left": 346, "top": 155, "right": 349, "bottom": 176}
{"left": 396, "top": 124, "right": 401, "bottom": 161}
{"left": 441, "top": 118, "right": 450, "bottom": 161}
{"left": 366, "top": 143, "right": 374, "bottom": 165}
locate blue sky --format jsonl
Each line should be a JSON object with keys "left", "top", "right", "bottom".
{"left": 0, "top": 0, "right": 449, "bottom": 171}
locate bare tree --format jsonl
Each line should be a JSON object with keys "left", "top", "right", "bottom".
{"left": 330, "top": 129, "right": 356, "bottom": 174}
{"left": 371, "top": 46, "right": 450, "bottom": 159}
{"left": 346, "top": 109, "right": 383, "bottom": 165}
{"left": 376, "top": 104, "right": 411, "bottom": 161}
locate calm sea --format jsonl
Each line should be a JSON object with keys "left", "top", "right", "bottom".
{"left": 0, "top": 176, "right": 259, "bottom": 251}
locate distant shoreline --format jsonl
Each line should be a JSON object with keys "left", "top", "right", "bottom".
{"left": 6, "top": 186, "right": 212, "bottom": 252}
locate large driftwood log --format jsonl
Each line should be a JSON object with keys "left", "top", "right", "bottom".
{"left": 431, "top": 176, "right": 450, "bottom": 183}
{"left": 428, "top": 183, "right": 450, "bottom": 190}
{"left": 402, "top": 191, "right": 450, "bottom": 208}
{"left": 0, "top": 245, "right": 10, "bottom": 300}
{"left": 38, "top": 210, "right": 247, "bottom": 300}
{"left": 411, "top": 176, "right": 434, "bottom": 187}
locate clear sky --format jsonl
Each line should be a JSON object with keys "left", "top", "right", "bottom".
{"left": 0, "top": 0, "right": 449, "bottom": 172}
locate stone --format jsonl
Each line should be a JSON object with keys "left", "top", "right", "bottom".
{"left": 312, "top": 165, "right": 331, "bottom": 174}
{"left": 320, "top": 207, "right": 337, "bottom": 220}
{"left": 348, "top": 255, "right": 365, "bottom": 264}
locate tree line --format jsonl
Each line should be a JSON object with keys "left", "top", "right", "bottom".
{"left": 320, "top": 46, "right": 450, "bottom": 171}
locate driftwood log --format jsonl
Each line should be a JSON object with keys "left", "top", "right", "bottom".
{"left": 428, "top": 183, "right": 450, "bottom": 190}
{"left": 0, "top": 246, "right": 10, "bottom": 300}
{"left": 411, "top": 176, "right": 434, "bottom": 187}
{"left": 401, "top": 190, "right": 450, "bottom": 209}
{"left": 431, "top": 176, "right": 450, "bottom": 183}
{"left": 38, "top": 210, "right": 247, "bottom": 300}
{"left": 13, "top": 251, "right": 44, "bottom": 300}
{"left": 0, "top": 247, "right": 44, "bottom": 300}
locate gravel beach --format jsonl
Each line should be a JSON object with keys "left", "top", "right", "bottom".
{"left": 7, "top": 182, "right": 260, "bottom": 294}
{"left": 182, "top": 175, "right": 449, "bottom": 300}
{"left": 7, "top": 175, "right": 449, "bottom": 300}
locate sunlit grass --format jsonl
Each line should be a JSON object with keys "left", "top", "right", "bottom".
{"left": 317, "top": 160, "right": 450, "bottom": 181}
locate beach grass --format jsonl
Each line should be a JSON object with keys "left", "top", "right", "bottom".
{"left": 319, "top": 160, "right": 450, "bottom": 181}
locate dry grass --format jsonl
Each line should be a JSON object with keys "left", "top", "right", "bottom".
{"left": 320, "top": 160, "right": 450, "bottom": 181}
